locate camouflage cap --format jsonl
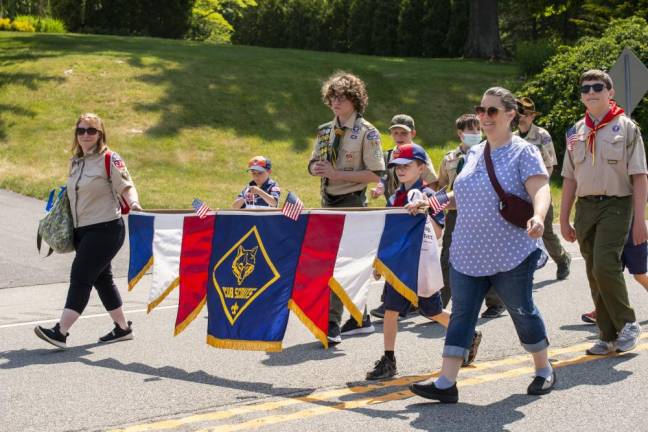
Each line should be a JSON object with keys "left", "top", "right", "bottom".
{"left": 389, "top": 114, "right": 415, "bottom": 132}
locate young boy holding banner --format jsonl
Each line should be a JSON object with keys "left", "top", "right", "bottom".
{"left": 365, "top": 144, "right": 482, "bottom": 380}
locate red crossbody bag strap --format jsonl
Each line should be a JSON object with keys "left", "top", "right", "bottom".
{"left": 483, "top": 142, "right": 506, "bottom": 200}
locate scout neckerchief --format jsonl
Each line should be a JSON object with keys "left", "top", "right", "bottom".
{"left": 585, "top": 101, "right": 624, "bottom": 166}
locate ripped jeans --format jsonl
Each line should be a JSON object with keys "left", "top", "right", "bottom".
{"left": 443, "top": 249, "right": 549, "bottom": 361}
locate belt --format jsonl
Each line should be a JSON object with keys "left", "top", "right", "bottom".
{"left": 581, "top": 195, "right": 613, "bottom": 201}
{"left": 325, "top": 190, "right": 364, "bottom": 199}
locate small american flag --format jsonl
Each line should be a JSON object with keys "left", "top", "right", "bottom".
{"left": 566, "top": 126, "right": 578, "bottom": 152}
{"left": 192, "top": 198, "right": 211, "bottom": 219}
{"left": 428, "top": 188, "right": 450, "bottom": 215}
{"left": 282, "top": 191, "right": 303, "bottom": 221}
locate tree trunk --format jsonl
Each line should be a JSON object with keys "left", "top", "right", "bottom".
{"left": 463, "top": 0, "right": 505, "bottom": 59}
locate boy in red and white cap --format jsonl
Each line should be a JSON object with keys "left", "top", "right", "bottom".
{"left": 232, "top": 156, "right": 281, "bottom": 209}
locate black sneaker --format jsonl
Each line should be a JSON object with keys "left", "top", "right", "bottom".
{"left": 366, "top": 355, "right": 397, "bottom": 380}
{"left": 340, "top": 315, "right": 375, "bottom": 336}
{"left": 99, "top": 321, "right": 133, "bottom": 343}
{"left": 370, "top": 303, "right": 386, "bottom": 319}
{"left": 327, "top": 321, "right": 342, "bottom": 345}
{"left": 399, "top": 305, "right": 419, "bottom": 320}
{"left": 409, "top": 379, "right": 458, "bottom": 403}
{"left": 463, "top": 330, "right": 482, "bottom": 366}
{"left": 481, "top": 305, "right": 506, "bottom": 319}
{"left": 34, "top": 323, "right": 68, "bottom": 349}
{"left": 527, "top": 370, "right": 557, "bottom": 395}
{"left": 556, "top": 254, "right": 571, "bottom": 280}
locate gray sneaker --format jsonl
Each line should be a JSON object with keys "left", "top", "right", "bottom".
{"left": 586, "top": 339, "right": 616, "bottom": 355}
{"left": 616, "top": 321, "right": 641, "bottom": 352}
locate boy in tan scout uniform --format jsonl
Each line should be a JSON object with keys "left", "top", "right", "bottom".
{"left": 560, "top": 69, "right": 648, "bottom": 355}
{"left": 515, "top": 97, "right": 571, "bottom": 280}
{"left": 308, "top": 71, "right": 385, "bottom": 344}
{"left": 370, "top": 114, "right": 437, "bottom": 202}
{"left": 437, "top": 114, "right": 505, "bottom": 318}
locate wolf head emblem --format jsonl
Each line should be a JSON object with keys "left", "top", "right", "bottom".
{"left": 232, "top": 245, "right": 258, "bottom": 285}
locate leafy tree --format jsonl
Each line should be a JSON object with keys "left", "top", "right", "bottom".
{"left": 421, "top": 0, "right": 450, "bottom": 57}
{"left": 398, "top": 0, "right": 425, "bottom": 57}
{"left": 348, "top": 0, "right": 375, "bottom": 54}
{"left": 189, "top": 0, "right": 255, "bottom": 43}
{"left": 320, "top": 0, "right": 351, "bottom": 53}
{"left": 519, "top": 16, "right": 648, "bottom": 169}
{"left": 444, "top": 0, "right": 469, "bottom": 57}
{"left": 371, "top": 0, "right": 399, "bottom": 56}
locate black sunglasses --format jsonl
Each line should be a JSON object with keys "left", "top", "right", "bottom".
{"left": 580, "top": 83, "right": 606, "bottom": 94}
{"left": 474, "top": 106, "right": 503, "bottom": 117}
{"left": 76, "top": 127, "right": 99, "bottom": 136}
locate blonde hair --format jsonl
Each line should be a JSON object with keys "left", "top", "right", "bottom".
{"left": 71, "top": 113, "right": 107, "bottom": 157}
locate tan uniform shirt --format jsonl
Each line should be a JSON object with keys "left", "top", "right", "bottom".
{"left": 67, "top": 149, "right": 135, "bottom": 227}
{"left": 514, "top": 124, "right": 557, "bottom": 170}
{"left": 561, "top": 114, "right": 647, "bottom": 197}
{"left": 309, "top": 113, "right": 385, "bottom": 196}
{"left": 437, "top": 146, "right": 466, "bottom": 190}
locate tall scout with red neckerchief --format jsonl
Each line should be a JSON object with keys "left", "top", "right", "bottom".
{"left": 560, "top": 69, "right": 648, "bottom": 356}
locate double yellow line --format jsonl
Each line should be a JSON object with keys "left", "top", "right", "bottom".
{"left": 110, "top": 333, "right": 648, "bottom": 432}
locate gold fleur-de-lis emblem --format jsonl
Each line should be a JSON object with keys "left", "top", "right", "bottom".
{"left": 231, "top": 302, "right": 239, "bottom": 315}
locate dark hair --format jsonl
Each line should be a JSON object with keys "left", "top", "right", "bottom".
{"left": 483, "top": 87, "right": 519, "bottom": 128}
{"left": 321, "top": 71, "right": 369, "bottom": 113}
{"left": 580, "top": 69, "right": 613, "bottom": 90}
{"left": 455, "top": 114, "right": 480, "bottom": 131}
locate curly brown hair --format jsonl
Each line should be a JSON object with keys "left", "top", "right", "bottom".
{"left": 321, "top": 71, "right": 369, "bottom": 114}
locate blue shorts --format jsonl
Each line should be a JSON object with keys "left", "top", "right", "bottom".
{"left": 622, "top": 236, "right": 647, "bottom": 275}
{"left": 384, "top": 282, "right": 443, "bottom": 317}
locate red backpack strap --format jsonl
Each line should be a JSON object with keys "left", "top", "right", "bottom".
{"left": 104, "top": 150, "right": 112, "bottom": 178}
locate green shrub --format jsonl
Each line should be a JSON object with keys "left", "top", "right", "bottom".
{"left": 0, "top": 18, "right": 11, "bottom": 31}
{"left": 13, "top": 15, "right": 39, "bottom": 28}
{"left": 11, "top": 19, "right": 36, "bottom": 32}
{"left": 519, "top": 17, "right": 648, "bottom": 168}
{"left": 514, "top": 39, "right": 557, "bottom": 77}
{"left": 37, "top": 17, "right": 67, "bottom": 33}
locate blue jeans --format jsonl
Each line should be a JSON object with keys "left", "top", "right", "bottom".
{"left": 444, "top": 249, "right": 548, "bottom": 361}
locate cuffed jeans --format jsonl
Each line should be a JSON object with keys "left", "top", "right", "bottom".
{"left": 444, "top": 249, "right": 549, "bottom": 361}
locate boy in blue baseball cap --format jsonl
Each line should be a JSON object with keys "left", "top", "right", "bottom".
{"left": 366, "top": 144, "right": 481, "bottom": 380}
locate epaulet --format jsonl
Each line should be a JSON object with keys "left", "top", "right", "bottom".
{"left": 359, "top": 117, "right": 376, "bottom": 129}
{"left": 317, "top": 121, "right": 333, "bottom": 130}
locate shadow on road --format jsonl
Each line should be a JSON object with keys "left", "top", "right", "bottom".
{"left": 345, "top": 353, "right": 636, "bottom": 432}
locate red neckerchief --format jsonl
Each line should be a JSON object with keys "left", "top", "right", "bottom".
{"left": 585, "top": 101, "right": 624, "bottom": 165}
{"left": 392, "top": 188, "right": 408, "bottom": 207}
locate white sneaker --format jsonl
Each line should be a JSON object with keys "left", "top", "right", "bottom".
{"left": 586, "top": 339, "right": 616, "bottom": 355}
{"left": 616, "top": 321, "right": 641, "bottom": 352}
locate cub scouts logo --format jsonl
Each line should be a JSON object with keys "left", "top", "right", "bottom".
{"left": 232, "top": 245, "right": 257, "bottom": 285}
{"left": 212, "top": 226, "right": 280, "bottom": 325}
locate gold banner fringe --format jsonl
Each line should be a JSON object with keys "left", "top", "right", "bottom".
{"left": 128, "top": 256, "right": 153, "bottom": 292}
{"left": 174, "top": 296, "right": 206, "bottom": 336}
{"left": 207, "top": 335, "right": 282, "bottom": 352}
{"left": 328, "top": 277, "right": 363, "bottom": 326}
{"left": 374, "top": 258, "right": 418, "bottom": 307}
{"left": 288, "top": 299, "right": 328, "bottom": 349}
{"left": 147, "top": 277, "right": 179, "bottom": 313}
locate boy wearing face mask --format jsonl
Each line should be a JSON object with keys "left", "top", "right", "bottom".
{"left": 437, "top": 115, "right": 504, "bottom": 314}
{"left": 514, "top": 97, "right": 571, "bottom": 281}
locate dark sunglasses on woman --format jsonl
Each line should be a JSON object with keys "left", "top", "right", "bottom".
{"left": 580, "top": 83, "right": 606, "bottom": 94}
{"left": 474, "top": 106, "right": 503, "bottom": 117}
{"left": 76, "top": 127, "right": 99, "bottom": 136}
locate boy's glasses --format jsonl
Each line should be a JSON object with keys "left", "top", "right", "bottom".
{"left": 329, "top": 94, "right": 348, "bottom": 103}
{"left": 76, "top": 127, "right": 99, "bottom": 136}
{"left": 580, "top": 83, "right": 606, "bottom": 94}
{"left": 474, "top": 106, "right": 503, "bottom": 117}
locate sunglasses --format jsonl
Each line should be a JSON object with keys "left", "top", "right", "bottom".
{"left": 580, "top": 83, "right": 606, "bottom": 94}
{"left": 474, "top": 106, "right": 504, "bottom": 117}
{"left": 76, "top": 127, "right": 99, "bottom": 136}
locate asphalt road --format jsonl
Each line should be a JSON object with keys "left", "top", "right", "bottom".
{"left": 2, "top": 189, "right": 648, "bottom": 432}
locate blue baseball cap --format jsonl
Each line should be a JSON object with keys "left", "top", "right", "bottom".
{"left": 388, "top": 144, "right": 428, "bottom": 167}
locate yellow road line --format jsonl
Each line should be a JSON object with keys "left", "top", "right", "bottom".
{"left": 199, "top": 343, "right": 648, "bottom": 432}
{"left": 110, "top": 333, "right": 648, "bottom": 432}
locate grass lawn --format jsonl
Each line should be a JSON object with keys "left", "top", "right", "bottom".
{"left": 1, "top": 32, "right": 529, "bottom": 210}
